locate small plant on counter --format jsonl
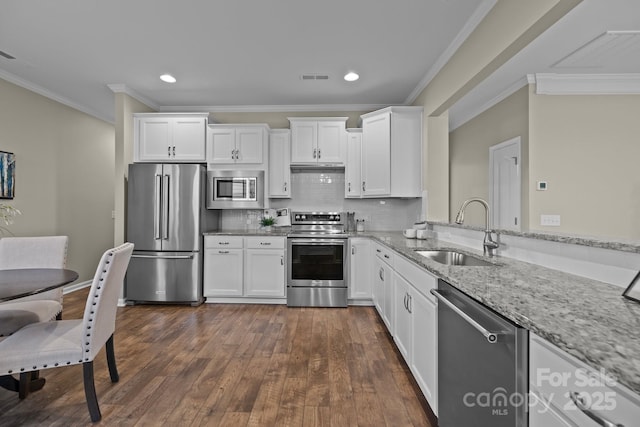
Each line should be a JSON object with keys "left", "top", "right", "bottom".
{"left": 260, "top": 216, "right": 275, "bottom": 227}
{"left": 0, "top": 203, "right": 21, "bottom": 236}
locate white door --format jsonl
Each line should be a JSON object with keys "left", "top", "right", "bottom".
{"left": 172, "top": 117, "right": 206, "bottom": 161}
{"left": 235, "top": 127, "right": 264, "bottom": 164}
{"left": 137, "top": 117, "right": 171, "bottom": 161}
{"left": 290, "top": 121, "right": 317, "bottom": 163}
{"left": 361, "top": 112, "right": 391, "bottom": 197}
{"left": 490, "top": 137, "right": 521, "bottom": 231}
{"left": 207, "top": 127, "right": 236, "bottom": 164}
{"left": 345, "top": 132, "right": 362, "bottom": 198}
{"left": 203, "top": 249, "right": 244, "bottom": 296}
{"left": 268, "top": 131, "right": 291, "bottom": 198}
{"left": 317, "top": 121, "right": 345, "bottom": 163}
{"left": 244, "top": 249, "right": 285, "bottom": 297}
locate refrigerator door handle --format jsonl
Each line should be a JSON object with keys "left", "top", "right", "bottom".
{"left": 162, "top": 174, "right": 170, "bottom": 240}
{"left": 154, "top": 174, "right": 162, "bottom": 240}
{"left": 132, "top": 254, "right": 195, "bottom": 260}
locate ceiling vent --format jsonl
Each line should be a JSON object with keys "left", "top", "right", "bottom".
{"left": 552, "top": 31, "right": 640, "bottom": 68}
{"left": 0, "top": 50, "right": 16, "bottom": 60}
{"left": 301, "top": 74, "right": 329, "bottom": 81}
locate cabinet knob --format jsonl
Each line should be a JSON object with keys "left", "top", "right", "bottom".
{"left": 167, "top": 146, "right": 171, "bottom": 157}
{"left": 313, "top": 148, "right": 317, "bottom": 159}
{"left": 362, "top": 182, "right": 366, "bottom": 192}
{"left": 218, "top": 250, "right": 229, "bottom": 254}
{"left": 281, "top": 257, "right": 284, "bottom": 265}
{"left": 284, "top": 182, "right": 287, "bottom": 192}
{"left": 317, "top": 149, "right": 321, "bottom": 159}
{"left": 348, "top": 182, "right": 351, "bottom": 192}
{"left": 172, "top": 146, "right": 176, "bottom": 157}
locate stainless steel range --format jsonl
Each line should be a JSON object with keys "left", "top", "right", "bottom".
{"left": 287, "top": 211, "right": 348, "bottom": 307}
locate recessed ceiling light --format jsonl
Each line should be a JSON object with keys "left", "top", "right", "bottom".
{"left": 344, "top": 72, "right": 359, "bottom": 82}
{"left": 160, "top": 74, "right": 177, "bottom": 83}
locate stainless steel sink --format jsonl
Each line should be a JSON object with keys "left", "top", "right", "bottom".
{"left": 415, "top": 250, "right": 494, "bottom": 267}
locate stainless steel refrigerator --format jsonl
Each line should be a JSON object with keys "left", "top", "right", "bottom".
{"left": 125, "top": 163, "right": 219, "bottom": 305}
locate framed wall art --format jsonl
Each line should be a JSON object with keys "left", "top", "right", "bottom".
{"left": 0, "top": 151, "right": 15, "bottom": 199}
{"left": 623, "top": 270, "right": 640, "bottom": 304}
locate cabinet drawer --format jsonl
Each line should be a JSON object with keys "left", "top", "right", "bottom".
{"left": 530, "top": 333, "right": 640, "bottom": 427}
{"left": 245, "top": 236, "right": 285, "bottom": 249}
{"left": 394, "top": 254, "right": 437, "bottom": 301}
{"left": 204, "top": 235, "right": 243, "bottom": 249}
{"left": 373, "top": 242, "right": 394, "bottom": 266}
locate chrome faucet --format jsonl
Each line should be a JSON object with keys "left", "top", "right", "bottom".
{"left": 455, "top": 198, "right": 499, "bottom": 256}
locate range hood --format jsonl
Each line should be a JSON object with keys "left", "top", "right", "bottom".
{"left": 290, "top": 164, "right": 345, "bottom": 172}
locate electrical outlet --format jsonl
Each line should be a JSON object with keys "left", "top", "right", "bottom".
{"left": 540, "top": 214, "right": 561, "bottom": 226}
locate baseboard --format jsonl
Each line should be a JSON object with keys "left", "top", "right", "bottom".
{"left": 63, "top": 280, "right": 91, "bottom": 294}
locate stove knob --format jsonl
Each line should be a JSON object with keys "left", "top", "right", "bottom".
{"left": 328, "top": 215, "right": 334, "bottom": 220}
{"left": 301, "top": 215, "right": 306, "bottom": 220}
{"left": 294, "top": 215, "right": 300, "bottom": 220}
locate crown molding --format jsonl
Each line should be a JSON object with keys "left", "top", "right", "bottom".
{"left": 157, "top": 104, "right": 387, "bottom": 113}
{"left": 449, "top": 76, "right": 530, "bottom": 131}
{"left": 404, "top": 0, "right": 498, "bottom": 105}
{"left": 106, "top": 84, "right": 160, "bottom": 111}
{"left": 534, "top": 73, "right": 640, "bottom": 95}
{"left": 0, "top": 69, "right": 114, "bottom": 123}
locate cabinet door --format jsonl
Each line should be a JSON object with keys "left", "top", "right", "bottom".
{"left": 372, "top": 257, "right": 385, "bottom": 317}
{"left": 290, "top": 121, "right": 317, "bottom": 163}
{"left": 362, "top": 112, "right": 391, "bottom": 197}
{"left": 172, "top": 117, "right": 206, "bottom": 161}
{"left": 244, "top": 249, "right": 285, "bottom": 297}
{"left": 393, "top": 274, "right": 412, "bottom": 361}
{"left": 317, "top": 121, "right": 345, "bottom": 163}
{"left": 269, "top": 131, "right": 291, "bottom": 198}
{"left": 349, "top": 238, "right": 371, "bottom": 299}
{"left": 207, "top": 127, "right": 236, "bottom": 164}
{"left": 345, "top": 132, "right": 362, "bottom": 198}
{"left": 203, "top": 248, "right": 243, "bottom": 296}
{"left": 235, "top": 127, "right": 264, "bottom": 164}
{"left": 411, "top": 290, "right": 438, "bottom": 416}
{"left": 382, "top": 262, "right": 394, "bottom": 331}
{"left": 137, "top": 117, "right": 171, "bottom": 162}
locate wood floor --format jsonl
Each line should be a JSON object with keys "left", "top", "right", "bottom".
{"left": 0, "top": 288, "right": 436, "bottom": 426}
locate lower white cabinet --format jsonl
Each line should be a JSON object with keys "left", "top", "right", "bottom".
{"left": 349, "top": 238, "right": 372, "bottom": 300}
{"left": 372, "top": 242, "right": 438, "bottom": 416}
{"left": 244, "top": 248, "right": 285, "bottom": 298}
{"left": 530, "top": 332, "right": 640, "bottom": 427}
{"left": 203, "top": 235, "right": 285, "bottom": 300}
{"left": 203, "top": 236, "right": 244, "bottom": 296}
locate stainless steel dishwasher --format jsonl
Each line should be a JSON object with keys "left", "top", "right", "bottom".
{"left": 431, "top": 280, "right": 528, "bottom": 427}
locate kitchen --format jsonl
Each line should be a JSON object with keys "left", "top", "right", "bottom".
{"left": 2, "top": 0, "right": 640, "bottom": 425}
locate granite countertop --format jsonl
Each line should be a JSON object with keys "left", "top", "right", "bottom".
{"left": 366, "top": 231, "right": 640, "bottom": 395}
{"left": 203, "top": 228, "right": 291, "bottom": 237}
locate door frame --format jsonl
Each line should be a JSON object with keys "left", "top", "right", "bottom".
{"left": 489, "top": 137, "right": 521, "bottom": 231}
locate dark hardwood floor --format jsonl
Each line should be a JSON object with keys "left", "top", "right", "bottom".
{"left": 0, "top": 288, "right": 436, "bottom": 426}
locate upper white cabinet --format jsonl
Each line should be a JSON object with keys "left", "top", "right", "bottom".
{"left": 345, "top": 129, "right": 362, "bottom": 198}
{"left": 269, "top": 129, "right": 291, "bottom": 198}
{"left": 360, "top": 106, "right": 423, "bottom": 198}
{"left": 134, "top": 113, "right": 208, "bottom": 163}
{"left": 288, "top": 117, "right": 347, "bottom": 164}
{"left": 206, "top": 124, "right": 268, "bottom": 165}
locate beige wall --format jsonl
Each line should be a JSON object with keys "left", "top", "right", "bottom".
{"left": 529, "top": 91, "right": 640, "bottom": 239}
{"left": 210, "top": 111, "right": 366, "bottom": 129}
{"left": 0, "top": 78, "right": 115, "bottom": 281}
{"left": 449, "top": 86, "right": 529, "bottom": 228}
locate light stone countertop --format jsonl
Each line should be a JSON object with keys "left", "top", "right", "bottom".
{"left": 203, "top": 228, "right": 640, "bottom": 394}
{"left": 365, "top": 231, "right": 640, "bottom": 395}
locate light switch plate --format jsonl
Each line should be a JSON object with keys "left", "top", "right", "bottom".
{"left": 541, "top": 214, "right": 561, "bottom": 226}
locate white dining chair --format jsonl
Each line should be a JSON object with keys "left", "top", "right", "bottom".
{"left": 0, "top": 236, "right": 69, "bottom": 338}
{"left": 0, "top": 242, "right": 134, "bottom": 422}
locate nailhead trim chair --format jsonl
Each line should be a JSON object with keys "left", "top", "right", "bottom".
{"left": 0, "top": 236, "right": 69, "bottom": 337}
{"left": 0, "top": 242, "right": 134, "bottom": 422}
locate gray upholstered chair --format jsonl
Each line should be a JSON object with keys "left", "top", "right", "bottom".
{"left": 0, "top": 236, "right": 69, "bottom": 338}
{"left": 0, "top": 242, "right": 134, "bottom": 422}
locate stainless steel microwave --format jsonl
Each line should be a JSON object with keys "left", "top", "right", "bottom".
{"left": 206, "top": 170, "right": 264, "bottom": 209}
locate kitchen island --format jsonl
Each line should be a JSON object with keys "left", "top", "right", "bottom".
{"left": 364, "top": 231, "right": 640, "bottom": 397}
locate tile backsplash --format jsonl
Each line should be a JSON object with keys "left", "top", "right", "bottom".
{"left": 220, "top": 171, "right": 422, "bottom": 231}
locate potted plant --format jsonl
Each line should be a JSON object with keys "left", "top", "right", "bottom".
{"left": 260, "top": 216, "right": 275, "bottom": 231}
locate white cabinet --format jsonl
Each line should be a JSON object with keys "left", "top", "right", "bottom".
{"left": 349, "top": 238, "right": 371, "bottom": 300}
{"left": 134, "top": 113, "right": 207, "bottom": 162}
{"left": 345, "top": 129, "right": 362, "bottom": 198}
{"left": 289, "top": 117, "right": 347, "bottom": 164}
{"left": 268, "top": 129, "right": 291, "bottom": 198}
{"left": 371, "top": 242, "right": 438, "bottom": 416}
{"left": 360, "top": 106, "right": 423, "bottom": 198}
{"left": 244, "top": 237, "right": 285, "bottom": 298}
{"left": 206, "top": 124, "right": 268, "bottom": 165}
{"left": 203, "top": 235, "right": 286, "bottom": 300}
{"left": 203, "top": 236, "right": 244, "bottom": 297}
{"left": 372, "top": 243, "right": 394, "bottom": 330}
{"left": 530, "top": 333, "right": 640, "bottom": 427}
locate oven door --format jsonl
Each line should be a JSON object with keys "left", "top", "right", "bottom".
{"left": 287, "top": 238, "right": 347, "bottom": 288}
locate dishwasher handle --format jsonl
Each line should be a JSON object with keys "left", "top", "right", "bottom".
{"left": 430, "top": 288, "right": 500, "bottom": 344}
